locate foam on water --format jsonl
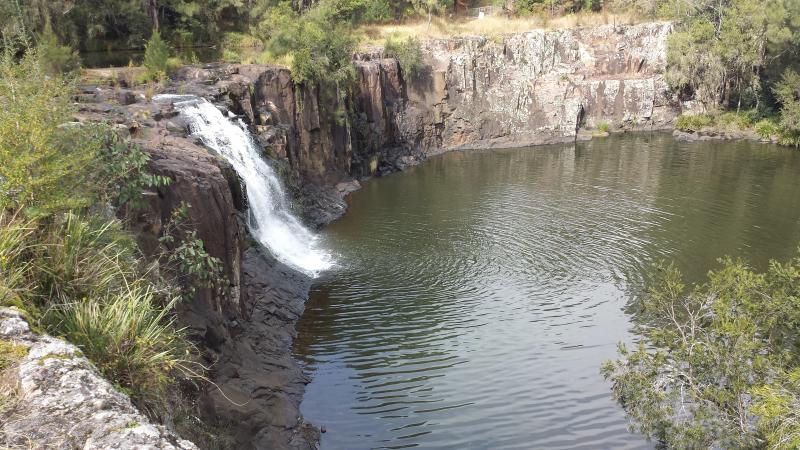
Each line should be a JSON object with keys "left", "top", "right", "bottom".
{"left": 155, "top": 94, "right": 333, "bottom": 276}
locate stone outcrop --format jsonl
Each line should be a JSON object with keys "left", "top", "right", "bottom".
{"left": 75, "top": 90, "right": 319, "bottom": 450}
{"left": 0, "top": 308, "right": 198, "bottom": 450}
{"left": 412, "top": 21, "right": 675, "bottom": 148}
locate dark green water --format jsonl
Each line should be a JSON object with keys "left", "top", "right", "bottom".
{"left": 294, "top": 133, "right": 800, "bottom": 449}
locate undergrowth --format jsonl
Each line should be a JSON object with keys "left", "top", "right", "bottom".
{"left": 0, "top": 41, "right": 220, "bottom": 416}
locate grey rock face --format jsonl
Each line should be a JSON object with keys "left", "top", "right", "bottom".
{"left": 397, "top": 21, "right": 676, "bottom": 151}
{"left": 214, "top": 22, "right": 677, "bottom": 223}
{"left": 0, "top": 308, "right": 198, "bottom": 450}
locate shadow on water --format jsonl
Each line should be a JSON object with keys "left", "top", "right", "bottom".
{"left": 294, "top": 133, "right": 800, "bottom": 450}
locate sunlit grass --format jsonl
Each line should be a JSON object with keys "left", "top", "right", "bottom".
{"left": 359, "top": 11, "right": 646, "bottom": 47}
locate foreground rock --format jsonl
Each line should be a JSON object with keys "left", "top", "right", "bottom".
{"left": 0, "top": 308, "right": 198, "bottom": 450}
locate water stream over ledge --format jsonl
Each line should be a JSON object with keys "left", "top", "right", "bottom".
{"left": 157, "top": 95, "right": 333, "bottom": 276}
{"left": 294, "top": 133, "right": 800, "bottom": 449}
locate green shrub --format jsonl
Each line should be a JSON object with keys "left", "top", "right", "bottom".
{"left": 36, "top": 19, "right": 80, "bottom": 75}
{"left": 221, "top": 32, "right": 262, "bottom": 49}
{"left": 755, "top": 119, "right": 780, "bottom": 140}
{"left": 0, "top": 47, "right": 102, "bottom": 217}
{"left": 96, "top": 133, "right": 172, "bottom": 209}
{"left": 262, "top": 3, "right": 358, "bottom": 86}
{"left": 774, "top": 69, "right": 800, "bottom": 147}
{"left": 514, "top": 0, "right": 546, "bottom": 15}
{"left": 326, "top": 0, "right": 395, "bottom": 23}
{"left": 675, "top": 114, "right": 714, "bottom": 132}
{"left": 222, "top": 48, "right": 242, "bottom": 63}
{"left": 596, "top": 122, "right": 610, "bottom": 133}
{"left": 384, "top": 35, "right": 424, "bottom": 79}
{"left": 55, "top": 285, "right": 194, "bottom": 403}
{"left": 717, "top": 111, "right": 753, "bottom": 130}
{"left": 143, "top": 29, "right": 170, "bottom": 82}
{"left": 160, "top": 203, "right": 228, "bottom": 301}
{"left": 603, "top": 255, "right": 800, "bottom": 448}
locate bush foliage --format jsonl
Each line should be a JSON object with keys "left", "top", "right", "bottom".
{"left": 0, "top": 46, "right": 99, "bottom": 217}
{"left": 262, "top": 3, "right": 359, "bottom": 86}
{"left": 143, "top": 29, "right": 171, "bottom": 82}
{"left": 384, "top": 35, "right": 425, "bottom": 79}
{"left": 675, "top": 114, "right": 714, "bottom": 132}
{"left": 0, "top": 47, "right": 213, "bottom": 411}
{"left": 604, "top": 256, "right": 800, "bottom": 448}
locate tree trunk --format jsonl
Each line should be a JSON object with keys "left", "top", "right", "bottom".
{"left": 453, "top": 0, "right": 466, "bottom": 16}
{"left": 143, "top": 0, "right": 158, "bottom": 30}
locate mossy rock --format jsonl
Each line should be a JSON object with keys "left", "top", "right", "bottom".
{"left": 0, "top": 339, "right": 28, "bottom": 371}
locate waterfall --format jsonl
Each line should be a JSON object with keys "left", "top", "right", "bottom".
{"left": 154, "top": 95, "right": 333, "bottom": 277}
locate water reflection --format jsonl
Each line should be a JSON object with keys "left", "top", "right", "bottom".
{"left": 294, "top": 133, "right": 800, "bottom": 449}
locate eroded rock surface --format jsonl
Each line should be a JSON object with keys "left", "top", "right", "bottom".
{"left": 414, "top": 21, "right": 675, "bottom": 148}
{"left": 0, "top": 308, "right": 198, "bottom": 450}
{"left": 210, "top": 22, "right": 678, "bottom": 223}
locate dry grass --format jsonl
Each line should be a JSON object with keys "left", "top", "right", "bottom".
{"left": 359, "top": 11, "right": 646, "bottom": 46}
{"left": 0, "top": 340, "right": 26, "bottom": 449}
{"left": 82, "top": 67, "right": 146, "bottom": 86}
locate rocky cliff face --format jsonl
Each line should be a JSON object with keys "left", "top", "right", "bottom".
{"left": 411, "top": 21, "right": 675, "bottom": 148}
{"left": 63, "top": 21, "right": 677, "bottom": 450}
{"left": 212, "top": 22, "right": 677, "bottom": 224}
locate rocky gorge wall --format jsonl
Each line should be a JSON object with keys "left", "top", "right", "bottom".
{"left": 52, "top": 21, "right": 679, "bottom": 450}
{"left": 214, "top": 21, "right": 677, "bottom": 224}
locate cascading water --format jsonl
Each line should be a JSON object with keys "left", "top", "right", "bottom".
{"left": 154, "top": 95, "right": 332, "bottom": 277}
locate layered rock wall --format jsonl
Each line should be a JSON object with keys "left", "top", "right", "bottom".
{"left": 413, "top": 21, "right": 675, "bottom": 148}
{"left": 211, "top": 22, "right": 677, "bottom": 223}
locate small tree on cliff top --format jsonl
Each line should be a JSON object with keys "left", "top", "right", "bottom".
{"left": 143, "top": 29, "right": 170, "bottom": 82}
{"left": 410, "top": 0, "right": 449, "bottom": 26}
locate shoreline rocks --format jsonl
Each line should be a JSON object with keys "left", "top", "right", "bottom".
{"left": 672, "top": 128, "right": 764, "bottom": 142}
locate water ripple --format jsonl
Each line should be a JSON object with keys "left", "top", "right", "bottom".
{"left": 294, "top": 134, "right": 800, "bottom": 449}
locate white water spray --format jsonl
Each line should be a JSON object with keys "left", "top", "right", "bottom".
{"left": 155, "top": 95, "right": 333, "bottom": 277}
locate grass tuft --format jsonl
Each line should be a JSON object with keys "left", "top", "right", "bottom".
{"left": 0, "top": 340, "right": 27, "bottom": 371}
{"left": 675, "top": 114, "right": 714, "bottom": 132}
{"left": 54, "top": 285, "right": 195, "bottom": 404}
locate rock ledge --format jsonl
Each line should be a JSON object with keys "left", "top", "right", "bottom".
{"left": 0, "top": 307, "right": 198, "bottom": 450}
